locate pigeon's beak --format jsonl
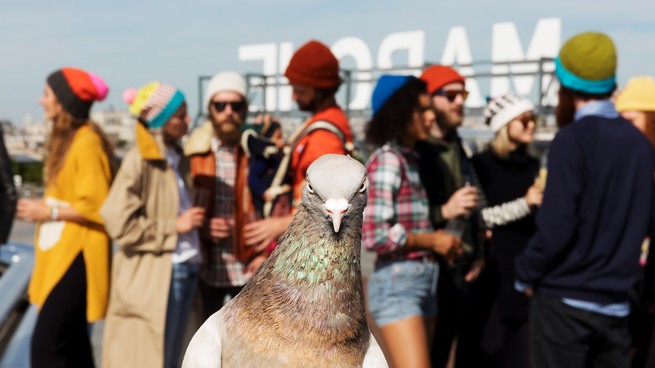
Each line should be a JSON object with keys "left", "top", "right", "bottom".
{"left": 325, "top": 198, "right": 349, "bottom": 233}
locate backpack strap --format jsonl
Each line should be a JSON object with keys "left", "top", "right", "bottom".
{"left": 290, "top": 120, "right": 345, "bottom": 147}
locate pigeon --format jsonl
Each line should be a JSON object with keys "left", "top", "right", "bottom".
{"left": 182, "top": 154, "right": 388, "bottom": 368}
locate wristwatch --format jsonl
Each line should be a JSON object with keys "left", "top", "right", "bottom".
{"left": 49, "top": 205, "right": 60, "bottom": 221}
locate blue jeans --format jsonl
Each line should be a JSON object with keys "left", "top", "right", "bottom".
{"left": 164, "top": 262, "right": 199, "bottom": 368}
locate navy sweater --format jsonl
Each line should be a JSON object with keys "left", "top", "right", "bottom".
{"left": 515, "top": 115, "right": 655, "bottom": 304}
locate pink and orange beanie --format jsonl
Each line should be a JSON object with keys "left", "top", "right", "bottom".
{"left": 46, "top": 67, "right": 109, "bottom": 119}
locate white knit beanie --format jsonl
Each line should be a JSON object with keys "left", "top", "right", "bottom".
{"left": 203, "top": 71, "right": 247, "bottom": 110}
{"left": 484, "top": 93, "right": 535, "bottom": 132}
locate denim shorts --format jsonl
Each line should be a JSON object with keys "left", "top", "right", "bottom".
{"left": 366, "top": 259, "right": 439, "bottom": 327}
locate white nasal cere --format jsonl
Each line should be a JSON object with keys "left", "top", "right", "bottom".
{"left": 325, "top": 198, "right": 349, "bottom": 213}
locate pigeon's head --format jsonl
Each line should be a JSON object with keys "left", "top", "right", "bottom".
{"left": 304, "top": 154, "right": 368, "bottom": 233}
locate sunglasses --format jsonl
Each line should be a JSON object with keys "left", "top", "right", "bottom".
{"left": 517, "top": 114, "right": 536, "bottom": 128}
{"left": 212, "top": 101, "right": 245, "bottom": 112}
{"left": 433, "top": 89, "right": 469, "bottom": 102}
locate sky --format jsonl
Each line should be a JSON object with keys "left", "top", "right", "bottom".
{"left": 1, "top": 0, "right": 654, "bottom": 125}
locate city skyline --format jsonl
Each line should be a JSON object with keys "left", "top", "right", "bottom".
{"left": 1, "top": 1, "right": 653, "bottom": 125}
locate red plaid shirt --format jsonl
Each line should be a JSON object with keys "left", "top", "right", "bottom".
{"left": 198, "top": 138, "right": 250, "bottom": 287}
{"left": 362, "top": 143, "right": 433, "bottom": 260}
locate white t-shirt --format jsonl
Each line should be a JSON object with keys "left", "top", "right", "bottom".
{"left": 165, "top": 148, "right": 201, "bottom": 264}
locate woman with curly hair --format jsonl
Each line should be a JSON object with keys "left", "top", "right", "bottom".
{"left": 362, "top": 75, "right": 462, "bottom": 368}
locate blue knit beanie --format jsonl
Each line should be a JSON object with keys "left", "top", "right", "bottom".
{"left": 371, "top": 75, "right": 416, "bottom": 116}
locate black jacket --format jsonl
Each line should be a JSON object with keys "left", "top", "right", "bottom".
{"left": 472, "top": 147, "right": 538, "bottom": 322}
{"left": 0, "top": 125, "right": 16, "bottom": 243}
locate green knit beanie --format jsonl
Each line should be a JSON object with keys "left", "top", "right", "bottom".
{"left": 555, "top": 32, "right": 617, "bottom": 95}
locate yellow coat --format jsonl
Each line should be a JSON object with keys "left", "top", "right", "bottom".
{"left": 101, "top": 123, "right": 188, "bottom": 368}
{"left": 28, "top": 124, "right": 113, "bottom": 322}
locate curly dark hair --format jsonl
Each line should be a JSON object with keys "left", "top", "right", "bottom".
{"left": 365, "top": 77, "right": 427, "bottom": 147}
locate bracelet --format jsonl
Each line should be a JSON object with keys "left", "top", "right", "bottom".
{"left": 50, "top": 205, "right": 60, "bottom": 221}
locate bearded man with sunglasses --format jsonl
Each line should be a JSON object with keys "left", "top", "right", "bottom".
{"left": 417, "top": 65, "right": 488, "bottom": 367}
{"left": 185, "top": 71, "right": 267, "bottom": 321}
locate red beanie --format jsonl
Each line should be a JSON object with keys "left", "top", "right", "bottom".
{"left": 420, "top": 65, "right": 465, "bottom": 95}
{"left": 47, "top": 67, "right": 109, "bottom": 119}
{"left": 284, "top": 40, "right": 341, "bottom": 88}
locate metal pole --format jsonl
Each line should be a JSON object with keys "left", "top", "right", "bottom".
{"left": 195, "top": 76, "right": 206, "bottom": 129}
{"left": 537, "top": 58, "right": 544, "bottom": 118}
{"left": 343, "top": 69, "right": 352, "bottom": 118}
{"left": 262, "top": 75, "right": 268, "bottom": 114}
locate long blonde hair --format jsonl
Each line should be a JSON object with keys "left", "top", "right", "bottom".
{"left": 491, "top": 124, "right": 513, "bottom": 159}
{"left": 44, "top": 110, "right": 116, "bottom": 185}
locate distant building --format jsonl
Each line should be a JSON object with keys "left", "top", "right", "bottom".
{"left": 3, "top": 107, "right": 138, "bottom": 160}
{"left": 91, "top": 108, "right": 135, "bottom": 155}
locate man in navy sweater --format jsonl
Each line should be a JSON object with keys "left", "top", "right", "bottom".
{"left": 515, "top": 32, "right": 655, "bottom": 368}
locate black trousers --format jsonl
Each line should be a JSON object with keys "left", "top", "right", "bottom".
{"left": 633, "top": 309, "right": 655, "bottom": 368}
{"left": 432, "top": 265, "right": 493, "bottom": 368}
{"left": 198, "top": 281, "right": 243, "bottom": 321}
{"left": 481, "top": 301, "right": 531, "bottom": 368}
{"left": 531, "top": 292, "right": 630, "bottom": 368}
{"left": 31, "top": 253, "right": 94, "bottom": 368}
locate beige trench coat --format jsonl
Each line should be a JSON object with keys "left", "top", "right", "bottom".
{"left": 100, "top": 126, "right": 190, "bottom": 368}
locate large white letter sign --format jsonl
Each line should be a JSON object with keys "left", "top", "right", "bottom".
{"left": 491, "top": 18, "right": 560, "bottom": 101}
{"left": 441, "top": 27, "right": 483, "bottom": 108}
{"left": 332, "top": 37, "right": 373, "bottom": 110}
{"left": 278, "top": 42, "right": 294, "bottom": 111}
{"left": 239, "top": 43, "right": 277, "bottom": 112}
{"left": 377, "top": 31, "right": 425, "bottom": 71}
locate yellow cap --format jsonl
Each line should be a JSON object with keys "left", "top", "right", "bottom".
{"left": 616, "top": 76, "right": 655, "bottom": 112}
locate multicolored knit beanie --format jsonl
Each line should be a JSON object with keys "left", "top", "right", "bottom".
{"left": 555, "top": 32, "right": 617, "bottom": 95}
{"left": 285, "top": 40, "right": 341, "bottom": 88}
{"left": 484, "top": 93, "right": 535, "bottom": 133}
{"left": 420, "top": 65, "right": 465, "bottom": 95}
{"left": 46, "top": 67, "right": 109, "bottom": 119}
{"left": 123, "top": 82, "right": 185, "bottom": 129}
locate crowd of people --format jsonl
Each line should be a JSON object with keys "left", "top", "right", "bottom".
{"left": 6, "top": 30, "right": 655, "bottom": 368}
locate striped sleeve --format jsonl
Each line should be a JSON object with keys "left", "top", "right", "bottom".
{"left": 481, "top": 197, "right": 531, "bottom": 228}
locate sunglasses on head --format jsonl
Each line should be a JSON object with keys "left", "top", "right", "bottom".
{"left": 212, "top": 101, "right": 245, "bottom": 112}
{"left": 433, "top": 89, "right": 469, "bottom": 102}
{"left": 517, "top": 114, "right": 536, "bottom": 128}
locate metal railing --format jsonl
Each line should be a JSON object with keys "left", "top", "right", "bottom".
{"left": 195, "top": 58, "right": 557, "bottom": 125}
{"left": 0, "top": 243, "right": 34, "bottom": 365}
{"left": 194, "top": 58, "right": 558, "bottom": 161}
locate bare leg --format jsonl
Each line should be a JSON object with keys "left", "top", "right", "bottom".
{"left": 447, "top": 337, "right": 457, "bottom": 368}
{"left": 379, "top": 315, "right": 431, "bottom": 368}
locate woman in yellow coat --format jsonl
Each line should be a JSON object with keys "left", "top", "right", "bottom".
{"left": 17, "top": 67, "right": 115, "bottom": 367}
{"left": 101, "top": 82, "right": 204, "bottom": 368}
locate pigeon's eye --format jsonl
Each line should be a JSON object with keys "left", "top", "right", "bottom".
{"left": 308, "top": 184, "right": 315, "bottom": 194}
{"left": 358, "top": 182, "right": 367, "bottom": 193}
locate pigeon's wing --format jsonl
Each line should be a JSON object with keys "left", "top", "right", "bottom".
{"left": 363, "top": 333, "right": 389, "bottom": 368}
{"left": 182, "top": 309, "right": 225, "bottom": 368}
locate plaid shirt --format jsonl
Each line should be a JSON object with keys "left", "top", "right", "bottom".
{"left": 362, "top": 143, "right": 433, "bottom": 260}
{"left": 198, "top": 138, "right": 249, "bottom": 287}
